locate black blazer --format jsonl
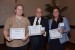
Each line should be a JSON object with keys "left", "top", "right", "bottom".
{"left": 28, "top": 16, "right": 49, "bottom": 38}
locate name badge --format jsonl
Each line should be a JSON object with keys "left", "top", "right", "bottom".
{"left": 59, "top": 23, "right": 64, "bottom": 26}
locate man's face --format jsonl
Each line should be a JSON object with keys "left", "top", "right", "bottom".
{"left": 35, "top": 8, "right": 42, "bottom": 18}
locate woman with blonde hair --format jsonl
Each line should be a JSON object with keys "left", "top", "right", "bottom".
{"left": 3, "top": 4, "right": 30, "bottom": 50}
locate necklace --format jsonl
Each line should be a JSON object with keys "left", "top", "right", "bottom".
{"left": 15, "top": 17, "right": 24, "bottom": 27}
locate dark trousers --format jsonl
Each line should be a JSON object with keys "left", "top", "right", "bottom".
{"left": 49, "top": 39, "right": 66, "bottom": 50}
{"left": 6, "top": 43, "right": 28, "bottom": 50}
{"left": 30, "top": 35, "right": 46, "bottom": 50}
{"left": 60, "top": 43, "right": 66, "bottom": 50}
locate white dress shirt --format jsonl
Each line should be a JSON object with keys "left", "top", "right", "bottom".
{"left": 33, "top": 17, "right": 46, "bottom": 36}
{"left": 33, "top": 17, "right": 41, "bottom": 26}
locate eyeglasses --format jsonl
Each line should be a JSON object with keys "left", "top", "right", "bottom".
{"left": 36, "top": 12, "right": 42, "bottom": 13}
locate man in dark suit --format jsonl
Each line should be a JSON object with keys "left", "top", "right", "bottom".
{"left": 28, "top": 8, "right": 49, "bottom": 50}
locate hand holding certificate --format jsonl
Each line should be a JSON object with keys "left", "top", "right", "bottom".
{"left": 41, "top": 27, "right": 46, "bottom": 36}
{"left": 41, "top": 27, "right": 45, "bottom": 33}
{"left": 58, "top": 23, "right": 65, "bottom": 33}
{"left": 6, "top": 37, "right": 13, "bottom": 42}
{"left": 28, "top": 25, "right": 42, "bottom": 36}
{"left": 10, "top": 28, "right": 25, "bottom": 39}
{"left": 49, "top": 29, "right": 62, "bottom": 39}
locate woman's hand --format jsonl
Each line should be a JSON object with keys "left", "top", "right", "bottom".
{"left": 22, "top": 37, "right": 26, "bottom": 41}
{"left": 57, "top": 28, "right": 65, "bottom": 33}
{"left": 6, "top": 37, "right": 13, "bottom": 42}
{"left": 22, "top": 34, "right": 29, "bottom": 41}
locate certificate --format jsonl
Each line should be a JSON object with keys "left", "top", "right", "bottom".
{"left": 49, "top": 29, "right": 62, "bottom": 39}
{"left": 41, "top": 27, "right": 45, "bottom": 31}
{"left": 10, "top": 28, "right": 25, "bottom": 39}
{"left": 28, "top": 25, "right": 42, "bottom": 36}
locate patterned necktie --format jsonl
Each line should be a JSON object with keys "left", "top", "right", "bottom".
{"left": 36, "top": 19, "right": 39, "bottom": 25}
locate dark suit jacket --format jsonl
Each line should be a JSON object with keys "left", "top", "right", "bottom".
{"left": 28, "top": 16, "right": 49, "bottom": 38}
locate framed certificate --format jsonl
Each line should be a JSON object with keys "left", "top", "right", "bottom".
{"left": 49, "top": 29, "right": 62, "bottom": 39}
{"left": 28, "top": 25, "right": 42, "bottom": 36}
{"left": 10, "top": 28, "right": 25, "bottom": 39}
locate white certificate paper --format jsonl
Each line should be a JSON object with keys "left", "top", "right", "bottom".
{"left": 28, "top": 25, "right": 42, "bottom": 36}
{"left": 49, "top": 29, "right": 62, "bottom": 39}
{"left": 10, "top": 28, "right": 25, "bottom": 39}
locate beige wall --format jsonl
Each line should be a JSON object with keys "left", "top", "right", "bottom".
{"left": 0, "top": 29, "right": 4, "bottom": 44}
{"left": 59, "top": 0, "right": 75, "bottom": 44}
{"left": 59, "top": 0, "right": 75, "bottom": 25}
{"left": 0, "top": 0, "right": 15, "bottom": 25}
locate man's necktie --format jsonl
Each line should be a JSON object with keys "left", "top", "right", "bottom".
{"left": 36, "top": 19, "right": 39, "bottom": 25}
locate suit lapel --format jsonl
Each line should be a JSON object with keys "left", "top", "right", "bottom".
{"left": 40, "top": 17, "right": 42, "bottom": 25}
{"left": 29, "top": 17, "right": 35, "bottom": 25}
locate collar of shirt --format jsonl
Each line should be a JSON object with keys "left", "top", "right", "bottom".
{"left": 33, "top": 17, "right": 41, "bottom": 26}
